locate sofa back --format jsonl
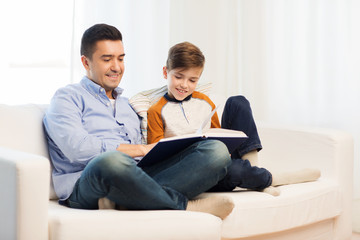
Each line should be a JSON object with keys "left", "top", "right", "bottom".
{"left": 0, "top": 104, "right": 49, "bottom": 158}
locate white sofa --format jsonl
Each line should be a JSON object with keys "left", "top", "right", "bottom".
{"left": 0, "top": 102, "right": 353, "bottom": 240}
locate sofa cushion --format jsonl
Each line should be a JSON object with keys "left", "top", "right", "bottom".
{"left": 129, "top": 83, "right": 212, "bottom": 144}
{"left": 48, "top": 201, "right": 222, "bottom": 240}
{"left": 200, "top": 180, "right": 341, "bottom": 238}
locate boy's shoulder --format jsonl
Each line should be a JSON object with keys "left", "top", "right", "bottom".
{"left": 148, "top": 95, "right": 168, "bottom": 113}
{"left": 191, "top": 91, "right": 214, "bottom": 104}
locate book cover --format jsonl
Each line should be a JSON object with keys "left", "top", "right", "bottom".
{"left": 137, "top": 106, "right": 248, "bottom": 167}
{"left": 137, "top": 128, "right": 248, "bottom": 167}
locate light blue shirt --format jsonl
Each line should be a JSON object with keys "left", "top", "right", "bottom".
{"left": 43, "top": 76, "right": 141, "bottom": 200}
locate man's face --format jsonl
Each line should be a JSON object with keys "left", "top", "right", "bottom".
{"left": 164, "top": 67, "right": 203, "bottom": 101}
{"left": 81, "top": 40, "right": 125, "bottom": 98}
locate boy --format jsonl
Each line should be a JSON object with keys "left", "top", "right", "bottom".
{"left": 147, "top": 42, "right": 320, "bottom": 195}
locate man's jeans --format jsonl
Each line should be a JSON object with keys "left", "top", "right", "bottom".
{"left": 66, "top": 140, "right": 231, "bottom": 210}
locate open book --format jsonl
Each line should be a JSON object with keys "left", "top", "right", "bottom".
{"left": 137, "top": 106, "right": 248, "bottom": 167}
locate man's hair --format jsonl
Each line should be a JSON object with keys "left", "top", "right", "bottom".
{"left": 166, "top": 42, "right": 205, "bottom": 71}
{"left": 80, "top": 23, "right": 123, "bottom": 59}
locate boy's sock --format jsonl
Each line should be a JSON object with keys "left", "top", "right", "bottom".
{"left": 186, "top": 195, "right": 234, "bottom": 220}
{"left": 271, "top": 168, "right": 321, "bottom": 187}
{"left": 241, "top": 150, "right": 258, "bottom": 167}
{"left": 98, "top": 197, "right": 116, "bottom": 209}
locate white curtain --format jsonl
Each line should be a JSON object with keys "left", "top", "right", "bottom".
{"left": 71, "top": 0, "right": 171, "bottom": 98}
{"left": 239, "top": 0, "right": 360, "bottom": 199}
{"left": 0, "top": 0, "right": 73, "bottom": 105}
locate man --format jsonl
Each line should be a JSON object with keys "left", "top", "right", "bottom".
{"left": 43, "top": 23, "right": 234, "bottom": 220}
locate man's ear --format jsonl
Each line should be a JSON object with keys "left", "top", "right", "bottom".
{"left": 163, "top": 66, "right": 168, "bottom": 79}
{"left": 81, "top": 55, "right": 90, "bottom": 71}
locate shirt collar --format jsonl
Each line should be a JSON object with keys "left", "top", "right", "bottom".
{"left": 164, "top": 92, "right": 192, "bottom": 103}
{"left": 80, "top": 76, "right": 124, "bottom": 99}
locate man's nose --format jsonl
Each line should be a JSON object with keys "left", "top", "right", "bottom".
{"left": 111, "top": 60, "right": 121, "bottom": 72}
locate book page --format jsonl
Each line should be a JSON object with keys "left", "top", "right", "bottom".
{"left": 204, "top": 128, "right": 247, "bottom": 138}
{"left": 195, "top": 105, "right": 219, "bottom": 135}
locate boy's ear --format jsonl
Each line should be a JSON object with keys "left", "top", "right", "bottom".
{"left": 81, "top": 55, "right": 90, "bottom": 71}
{"left": 163, "top": 66, "right": 168, "bottom": 79}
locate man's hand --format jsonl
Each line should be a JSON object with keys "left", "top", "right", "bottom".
{"left": 116, "top": 143, "right": 157, "bottom": 158}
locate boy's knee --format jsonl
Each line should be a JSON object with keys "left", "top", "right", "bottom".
{"left": 226, "top": 96, "right": 250, "bottom": 109}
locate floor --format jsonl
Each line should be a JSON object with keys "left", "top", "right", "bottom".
{"left": 353, "top": 232, "right": 360, "bottom": 240}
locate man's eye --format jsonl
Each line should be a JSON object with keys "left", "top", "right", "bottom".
{"left": 103, "top": 59, "right": 111, "bottom": 62}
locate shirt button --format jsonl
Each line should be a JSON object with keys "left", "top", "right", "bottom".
{"left": 107, "top": 103, "right": 110, "bottom": 106}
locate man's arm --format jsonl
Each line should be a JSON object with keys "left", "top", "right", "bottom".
{"left": 44, "top": 87, "right": 121, "bottom": 163}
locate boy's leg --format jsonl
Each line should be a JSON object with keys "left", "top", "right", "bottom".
{"left": 208, "top": 158, "right": 272, "bottom": 192}
{"left": 221, "top": 96, "right": 262, "bottom": 165}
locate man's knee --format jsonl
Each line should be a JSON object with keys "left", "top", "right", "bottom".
{"left": 88, "top": 151, "right": 136, "bottom": 178}
{"left": 198, "top": 140, "right": 231, "bottom": 169}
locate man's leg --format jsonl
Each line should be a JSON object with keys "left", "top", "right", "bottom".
{"left": 142, "top": 140, "right": 234, "bottom": 219}
{"left": 66, "top": 140, "right": 234, "bottom": 219}
{"left": 66, "top": 151, "right": 188, "bottom": 210}
{"left": 142, "top": 140, "right": 231, "bottom": 199}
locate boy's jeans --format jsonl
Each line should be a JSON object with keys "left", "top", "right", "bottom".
{"left": 65, "top": 140, "right": 231, "bottom": 210}
{"left": 209, "top": 95, "right": 272, "bottom": 192}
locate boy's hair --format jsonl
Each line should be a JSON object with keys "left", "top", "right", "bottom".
{"left": 80, "top": 23, "right": 123, "bottom": 59}
{"left": 166, "top": 42, "right": 205, "bottom": 71}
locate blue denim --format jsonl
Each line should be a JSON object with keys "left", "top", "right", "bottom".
{"left": 209, "top": 95, "right": 272, "bottom": 192}
{"left": 65, "top": 140, "right": 231, "bottom": 210}
{"left": 221, "top": 95, "right": 262, "bottom": 158}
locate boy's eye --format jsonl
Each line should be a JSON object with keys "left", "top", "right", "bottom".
{"left": 175, "top": 75, "right": 182, "bottom": 79}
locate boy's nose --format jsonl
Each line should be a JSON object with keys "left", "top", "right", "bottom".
{"left": 180, "top": 80, "right": 188, "bottom": 88}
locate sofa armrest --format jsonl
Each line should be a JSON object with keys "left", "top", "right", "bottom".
{"left": 0, "top": 147, "right": 50, "bottom": 240}
{"left": 257, "top": 122, "right": 353, "bottom": 239}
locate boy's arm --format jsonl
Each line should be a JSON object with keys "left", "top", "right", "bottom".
{"left": 210, "top": 111, "right": 221, "bottom": 128}
{"left": 147, "top": 105, "right": 165, "bottom": 144}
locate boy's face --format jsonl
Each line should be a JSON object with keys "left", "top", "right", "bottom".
{"left": 81, "top": 40, "right": 125, "bottom": 99}
{"left": 164, "top": 67, "right": 203, "bottom": 101}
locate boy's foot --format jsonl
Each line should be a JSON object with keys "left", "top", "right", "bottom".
{"left": 98, "top": 197, "right": 116, "bottom": 209}
{"left": 186, "top": 195, "right": 234, "bottom": 220}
